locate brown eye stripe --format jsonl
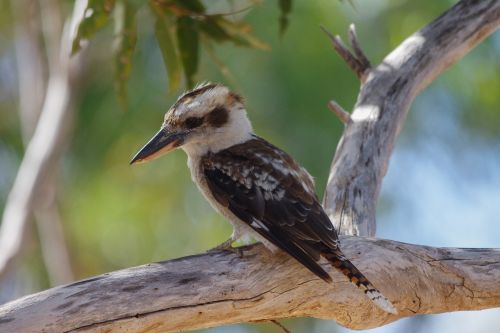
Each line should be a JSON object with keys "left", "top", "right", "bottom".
{"left": 184, "top": 116, "right": 204, "bottom": 129}
{"left": 206, "top": 106, "right": 229, "bottom": 127}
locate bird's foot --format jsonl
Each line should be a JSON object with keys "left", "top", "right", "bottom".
{"left": 207, "top": 238, "right": 244, "bottom": 257}
{"left": 211, "top": 238, "right": 234, "bottom": 251}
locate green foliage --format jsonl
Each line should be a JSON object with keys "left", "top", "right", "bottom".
{"left": 114, "top": 1, "right": 138, "bottom": 107}
{"left": 72, "top": 0, "right": 273, "bottom": 98}
{"left": 278, "top": 0, "right": 292, "bottom": 36}
{"left": 155, "top": 16, "right": 182, "bottom": 92}
{"left": 72, "top": 0, "right": 116, "bottom": 54}
{"left": 212, "top": 17, "right": 269, "bottom": 50}
{"left": 153, "top": 8, "right": 182, "bottom": 93}
{"left": 176, "top": 16, "right": 199, "bottom": 88}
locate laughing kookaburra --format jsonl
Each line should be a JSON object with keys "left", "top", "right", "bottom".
{"left": 130, "top": 83, "right": 397, "bottom": 314}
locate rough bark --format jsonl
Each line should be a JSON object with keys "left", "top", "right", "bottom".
{"left": 0, "top": 239, "right": 499, "bottom": 332}
{"left": 0, "top": 0, "right": 499, "bottom": 332}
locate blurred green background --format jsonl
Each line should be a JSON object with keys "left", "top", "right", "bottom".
{"left": 0, "top": 0, "right": 499, "bottom": 332}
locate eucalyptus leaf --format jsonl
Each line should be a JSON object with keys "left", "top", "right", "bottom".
{"left": 199, "top": 15, "right": 269, "bottom": 50}
{"left": 114, "top": 1, "right": 138, "bottom": 107}
{"left": 177, "top": 16, "right": 199, "bottom": 88}
{"left": 176, "top": 0, "right": 205, "bottom": 13}
{"left": 216, "top": 18, "right": 269, "bottom": 50}
{"left": 199, "top": 17, "right": 232, "bottom": 43}
{"left": 278, "top": 0, "right": 292, "bottom": 36}
{"left": 154, "top": 13, "right": 182, "bottom": 93}
{"left": 72, "top": 0, "right": 116, "bottom": 55}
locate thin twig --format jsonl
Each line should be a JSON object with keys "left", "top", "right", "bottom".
{"left": 321, "top": 25, "right": 372, "bottom": 81}
{"left": 348, "top": 24, "right": 371, "bottom": 70}
{"left": 270, "top": 320, "right": 292, "bottom": 333}
{"left": 327, "top": 100, "right": 351, "bottom": 124}
{"left": 320, "top": 25, "right": 365, "bottom": 79}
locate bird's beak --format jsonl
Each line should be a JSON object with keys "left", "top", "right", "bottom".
{"left": 130, "top": 127, "right": 186, "bottom": 165}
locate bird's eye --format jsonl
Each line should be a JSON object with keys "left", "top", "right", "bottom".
{"left": 184, "top": 117, "right": 203, "bottom": 129}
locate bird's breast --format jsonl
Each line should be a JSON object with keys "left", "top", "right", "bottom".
{"left": 186, "top": 154, "right": 274, "bottom": 249}
{"left": 186, "top": 154, "right": 240, "bottom": 223}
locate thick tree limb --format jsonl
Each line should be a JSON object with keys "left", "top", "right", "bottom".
{"left": 322, "top": 0, "right": 500, "bottom": 237}
{"left": 0, "top": 238, "right": 498, "bottom": 332}
{"left": 0, "top": 0, "right": 498, "bottom": 332}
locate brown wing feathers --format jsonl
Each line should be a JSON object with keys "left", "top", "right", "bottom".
{"left": 203, "top": 162, "right": 332, "bottom": 281}
{"left": 202, "top": 136, "right": 397, "bottom": 313}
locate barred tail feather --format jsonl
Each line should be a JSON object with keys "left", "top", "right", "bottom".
{"left": 322, "top": 249, "right": 398, "bottom": 314}
{"left": 365, "top": 288, "right": 398, "bottom": 314}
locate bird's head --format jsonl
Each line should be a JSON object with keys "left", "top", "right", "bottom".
{"left": 130, "top": 83, "right": 252, "bottom": 164}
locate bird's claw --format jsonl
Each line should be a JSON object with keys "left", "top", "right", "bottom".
{"left": 207, "top": 239, "right": 244, "bottom": 257}
{"left": 208, "top": 238, "right": 233, "bottom": 252}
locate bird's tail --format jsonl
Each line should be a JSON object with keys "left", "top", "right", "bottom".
{"left": 322, "top": 249, "right": 397, "bottom": 314}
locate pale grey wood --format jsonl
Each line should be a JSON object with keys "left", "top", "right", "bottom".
{"left": 0, "top": 238, "right": 499, "bottom": 332}
{"left": 323, "top": 0, "right": 500, "bottom": 236}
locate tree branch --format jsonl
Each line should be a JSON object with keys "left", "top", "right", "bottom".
{"left": 0, "top": 0, "right": 85, "bottom": 282}
{"left": 322, "top": 0, "right": 500, "bottom": 237}
{"left": 0, "top": 238, "right": 498, "bottom": 332}
{"left": 10, "top": 0, "right": 75, "bottom": 287}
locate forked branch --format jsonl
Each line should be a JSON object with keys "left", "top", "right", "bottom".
{"left": 321, "top": 24, "right": 371, "bottom": 81}
{"left": 323, "top": 0, "right": 500, "bottom": 237}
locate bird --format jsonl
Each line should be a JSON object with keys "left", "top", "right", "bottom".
{"left": 130, "top": 83, "right": 397, "bottom": 314}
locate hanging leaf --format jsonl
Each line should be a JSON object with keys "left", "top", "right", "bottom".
{"left": 153, "top": 10, "right": 182, "bottom": 93}
{"left": 72, "top": 0, "right": 116, "bottom": 55}
{"left": 198, "top": 14, "right": 269, "bottom": 49}
{"left": 198, "top": 16, "right": 232, "bottom": 43}
{"left": 216, "top": 18, "right": 269, "bottom": 50}
{"left": 176, "top": 0, "right": 205, "bottom": 14}
{"left": 73, "top": 0, "right": 277, "bottom": 97}
{"left": 278, "top": 0, "right": 292, "bottom": 36}
{"left": 114, "top": 1, "right": 138, "bottom": 107}
{"left": 151, "top": 0, "right": 205, "bottom": 17}
{"left": 176, "top": 16, "right": 199, "bottom": 88}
